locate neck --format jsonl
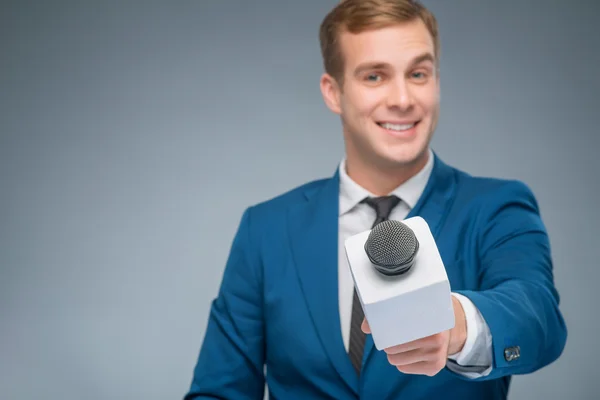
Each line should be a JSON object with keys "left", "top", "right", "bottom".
{"left": 345, "top": 150, "right": 429, "bottom": 196}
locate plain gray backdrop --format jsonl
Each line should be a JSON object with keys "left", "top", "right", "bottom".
{"left": 1, "top": 1, "right": 598, "bottom": 399}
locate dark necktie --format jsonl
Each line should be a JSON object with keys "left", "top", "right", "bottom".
{"left": 348, "top": 195, "right": 401, "bottom": 375}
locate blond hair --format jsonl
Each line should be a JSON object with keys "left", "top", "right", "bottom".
{"left": 319, "top": 0, "right": 440, "bottom": 84}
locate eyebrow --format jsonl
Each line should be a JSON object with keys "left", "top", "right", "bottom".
{"left": 409, "top": 52, "right": 435, "bottom": 67}
{"left": 353, "top": 52, "right": 436, "bottom": 76}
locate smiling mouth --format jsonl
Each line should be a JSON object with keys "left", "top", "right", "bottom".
{"left": 376, "top": 121, "right": 419, "bottom": 132}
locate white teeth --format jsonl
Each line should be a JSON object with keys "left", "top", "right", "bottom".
{"left": 379, "top": 122, "right": 415, "bottom": 131}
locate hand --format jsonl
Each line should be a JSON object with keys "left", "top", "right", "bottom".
{"left": 361, "top": 295, "right": 467, "bottom": 377}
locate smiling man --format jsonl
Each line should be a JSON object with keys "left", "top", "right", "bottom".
{"left": 184, "top": 1, "right": 567, "bottom": 399}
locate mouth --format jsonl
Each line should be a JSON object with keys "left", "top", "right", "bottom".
{"left": 376, "top": 120, "right": 420, "bottom": 137}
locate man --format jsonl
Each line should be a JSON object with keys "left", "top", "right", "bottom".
{"left": 184, "top": 1, "right": 567, "bottom": 398}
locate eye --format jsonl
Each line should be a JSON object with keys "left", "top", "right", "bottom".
{"left": 411, "top": 70, "right": 429, "bottom": 81}
{"left": 365, "top": 73, "right": 382, "bottom": 82}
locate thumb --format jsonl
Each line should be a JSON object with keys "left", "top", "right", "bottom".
{"left": 361, "top": 318, "right": 371, "bottom": 334}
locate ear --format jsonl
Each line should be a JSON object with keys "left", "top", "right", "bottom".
{"left": 319, "top": 73, "right": 342, "bottom": 115}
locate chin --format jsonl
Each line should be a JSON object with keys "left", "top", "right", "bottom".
{"left": 378, "top": 145, "right": 428, "bottom": 167}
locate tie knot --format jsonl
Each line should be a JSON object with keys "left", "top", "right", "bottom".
{"left": 361, "top": 195, "right": 401, "bottom": 221}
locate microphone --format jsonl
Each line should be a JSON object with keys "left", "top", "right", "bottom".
{"left": 344, "top": 216, "right": 455, "bottom": 350}
{"left": 364, "top": 220, "right": 419, "bottom": 276}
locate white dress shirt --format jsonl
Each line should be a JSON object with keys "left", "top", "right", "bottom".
{"left": 337, "top": 149, "right": 493, "bottom": 378}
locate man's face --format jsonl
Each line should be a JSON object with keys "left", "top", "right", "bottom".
{"left": 321, "top": 19, "right": 440, "bottom": 170}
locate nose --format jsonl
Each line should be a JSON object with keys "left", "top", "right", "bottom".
{"left": 386, "top": 78, "right": 414, "bottom": 111}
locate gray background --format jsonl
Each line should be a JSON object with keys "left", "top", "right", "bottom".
{"left": 1, "top": 1, "right": 598, "bottom": 399}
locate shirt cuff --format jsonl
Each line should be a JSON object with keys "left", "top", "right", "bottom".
{"left": 447, "top": 292, "right": 493, "bottom": 378}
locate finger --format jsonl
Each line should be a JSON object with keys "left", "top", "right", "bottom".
{"left": 361, "top": 318, "right": 371, "bottom": 334}
{"left": 387, "top": 347, "right": 436, "bottom": 367}
{"left": 396, "top": 359, "right": 446, "bottom": 377}
{"left": 384, "top": 341, "right": 419, "bottom": 355}
{"left": 396, "top": 361, "right": 434, "bottom": 375}
{"left": 384, "top": 333, "right": 442, "bottom": 355}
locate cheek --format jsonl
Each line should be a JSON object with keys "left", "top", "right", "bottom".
{"left": 346, "top": 88, "right": 382, "bottom": 117}
{"left": 413, "top": 99, "right": 437, "bottom": 122}
{"left": 421, "top": 86, "right": 440, "bottom": 114}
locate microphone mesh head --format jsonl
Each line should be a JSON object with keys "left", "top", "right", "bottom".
{"left": 364, "top": 220, "right": 419, "bottom": 274}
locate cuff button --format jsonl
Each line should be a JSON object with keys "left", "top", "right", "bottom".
{"left": 504, "top": 346, "right": 521, "bottom": 362}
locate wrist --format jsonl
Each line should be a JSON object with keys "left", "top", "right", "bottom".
{"left": 448, "top": 295, "right": 467, "bottom": 355}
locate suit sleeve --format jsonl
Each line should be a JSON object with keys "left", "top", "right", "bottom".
{"left": 449, "top": 181, "right": 567, "bottom": 381}
{"left": 184, "top": 207, "right": 265, "bottom": 399}
{"left": 446, "top": 292, "right": 493, "bottom": 378}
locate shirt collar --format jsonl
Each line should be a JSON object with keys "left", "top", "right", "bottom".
{"left": 338, "top": 148, "right": 434, "bottom": 216}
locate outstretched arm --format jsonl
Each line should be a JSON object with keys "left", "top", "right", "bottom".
{"left": 450, "top": 180, "right": 567, "bottom": 381}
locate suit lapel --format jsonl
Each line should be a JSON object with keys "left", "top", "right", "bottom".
{"left": 287, "top": 171, "right": 359, "bottom": 395}
{"left": 362, "top": 152, "right": 458, "bottom": 368}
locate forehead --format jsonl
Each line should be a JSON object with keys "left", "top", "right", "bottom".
{"left": 338, "top": 19, "right": 435, "bottom": 69}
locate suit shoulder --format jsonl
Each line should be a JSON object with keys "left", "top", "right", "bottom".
{"left": 453, "top": 168, "right": 538, "bottom": 206}
{"left": 245, "top": 176, "right": 330, "bottom": 220}
{"left": 446, "top": 169, "right": 546, "bottom": 242}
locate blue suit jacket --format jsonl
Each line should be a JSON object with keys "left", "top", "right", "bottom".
{"left": 184, "top": 154, "right": 567, "bottom": 400}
